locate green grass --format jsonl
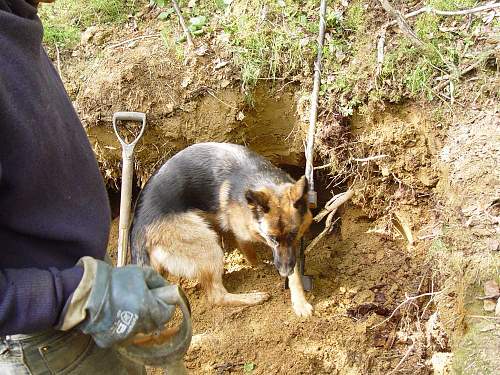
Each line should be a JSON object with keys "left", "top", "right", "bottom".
{"left": 218, "top": 0, "right": 316, "bottom": 91}
{"left": 39, "top": 0, "right": 135, "bottom": 48}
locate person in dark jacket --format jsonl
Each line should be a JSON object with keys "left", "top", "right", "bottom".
{"left": 0, "top": 1, "right": 182, "bottom": 373}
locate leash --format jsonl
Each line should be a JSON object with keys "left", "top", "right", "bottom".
{"left": 287, "top": 0, "right": 327, "bottom": 292}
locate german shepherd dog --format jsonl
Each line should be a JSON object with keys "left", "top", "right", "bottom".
{"left": 130, "top": 142, "right": 313, "bottom": 317}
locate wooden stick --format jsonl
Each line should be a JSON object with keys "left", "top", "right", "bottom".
{"left": 304, "top": 0, "right": 327, "bottom": 196}
{"left": 378, "top": 0, "right": 424, "bottom": 48}
{"left": 385, "top": 3, "right": 500, "bottom": 28}
{"left": 353, "top": 154, "right": 388, "bottom": 163}
{"left": 376, "top": 2, "right": 500, "bottom": 75}
{"left": 305, "top": 213, "right": 339, "bottom": 254}
{"left": 433, "top": 49, "right": 496, "bottom": 92}
{"left": 171, "top": 0, "right": 194, "bottom": 49}
{"left": 314, "top": 190, "right": 354, "bottom": 222}
{"left": 388, "top": 344, "right": 415, "bottom": 374}
{"left": 370, "top": 291, "right": 442, "bottom": 330}
{"left": 305, "top": 190, "right": 354, "bottom": 254}
{"left": 55, "top": 44, "right": 62, "bottom": 80}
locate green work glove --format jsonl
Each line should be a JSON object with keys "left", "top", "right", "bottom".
{"left": 58, "top": 257, "right": 176, "bottom": 348}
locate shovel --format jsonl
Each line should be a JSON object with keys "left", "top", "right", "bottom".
{"left": 112, "top": 111, "right": 147, "bottom": 268}
{"left": 113, "top": 112, "right": 192, "bottom": 372}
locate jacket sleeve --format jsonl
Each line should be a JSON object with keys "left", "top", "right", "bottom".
{"left": 0, "top": 265, "right": 83, "bottom": 335}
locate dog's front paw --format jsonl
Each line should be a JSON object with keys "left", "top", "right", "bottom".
{"left": 292, "top": 301, "right": 313, "bottom": 317}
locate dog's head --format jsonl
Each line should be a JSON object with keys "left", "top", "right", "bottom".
{"left": 245, "top": 176, "right": 313, "bottom": 277}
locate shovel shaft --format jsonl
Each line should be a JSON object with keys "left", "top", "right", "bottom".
{"left": 117, "top": 148, "right": 135, "bottom": 267}
{"left": 113, "top": 112, "right": 146, "bottom": 268}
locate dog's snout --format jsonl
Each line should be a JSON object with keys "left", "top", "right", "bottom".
{"left": 274, "top": 248, "right": 296, "bottom": 277}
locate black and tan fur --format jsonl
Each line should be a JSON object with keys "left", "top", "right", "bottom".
{"left": 130, "top": 142, "right": 313, "bottom": 316}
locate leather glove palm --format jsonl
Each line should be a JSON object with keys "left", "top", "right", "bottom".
{"left": 58, "top": 257, "right": 175, "bottom": 348}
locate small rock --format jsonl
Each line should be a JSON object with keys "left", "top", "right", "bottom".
{"left": 496, "top": 298, "right": 500, "bottom": 316}
{"left": 236, "top": 111, "right": 245, "bottom": 121}
{"left": 483, "top": 299, "right": 496, "bottom": 312}
{"left": 339, "top": 286, "right": 347, "bottom": 294}
{"left": 81, "top": 26, "right": 98, "bottom": 45}
{"left": 214, "top": 60, "right": 229, "bottom": 70}
{"left": 484, "top": 280, "right": 499, "bottom": 297}
{"left": 487, "top": 239, "right": 499, "bottom": 252}
{"left": 353, "top": 289, "right": 375, "bottom": 304}
{"left": 194, "top": 45, "right": 208, "bottom": 56}
{"left": 181, "top": 76, "right": 192, "bottom": 88}
{"left": 165, "top": 103, "right": 174, "bottom": 114}
{"left": 220, "top": 79, "right": 231, "bottom": 89}
{"left": 430, "top": 352, "right": 453, "bottom": 375}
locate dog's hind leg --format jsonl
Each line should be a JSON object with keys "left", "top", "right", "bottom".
{"left": 146, "top": 212, "right": 269, "bottom": 307}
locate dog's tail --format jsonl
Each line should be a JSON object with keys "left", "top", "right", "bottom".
{"left": 129, "top": 218, "right": 151, "bottom": 267}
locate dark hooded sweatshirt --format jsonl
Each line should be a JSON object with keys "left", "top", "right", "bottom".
{"left": 0, "top": 0, "right": 111, "bottom": 334}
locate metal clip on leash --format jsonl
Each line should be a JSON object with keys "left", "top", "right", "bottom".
{"left": 285, "top": 0, "right": 327, "bottom": 293}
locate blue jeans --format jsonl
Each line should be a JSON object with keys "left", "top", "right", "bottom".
{"left": 0, "top": 329, "right": 146, "bottom": 374}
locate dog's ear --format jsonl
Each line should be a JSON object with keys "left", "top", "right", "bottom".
{"left": 291, "top": 176, "right": 309, "bottom": 208}
{"left": 245, "top": 189, "right": 270, "bottom": 213}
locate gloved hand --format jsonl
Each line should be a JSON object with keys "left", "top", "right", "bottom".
{"left": 57, "top": 256, "right": 176, "bottom": 348}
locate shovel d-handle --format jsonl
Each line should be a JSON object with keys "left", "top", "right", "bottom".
{"left": 119, "top": 285, "right": 193, "bottom": 368}
{"left": 113, "top": 112, "right": 147, "bottom": 268}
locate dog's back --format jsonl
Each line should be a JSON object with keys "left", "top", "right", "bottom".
{"left": 130, "top": 142, "right": 292, "bottom": 265}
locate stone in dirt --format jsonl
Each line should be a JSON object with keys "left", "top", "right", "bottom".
{"left": 484, "top": 280, "right": 499, "bottom": 297}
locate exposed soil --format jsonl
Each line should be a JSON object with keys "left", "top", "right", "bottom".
{"left": 108, "top": 205, "right": 432, "bottom": 374}
{"left": 54, "top": 5, "right": 499, "bottom": 373}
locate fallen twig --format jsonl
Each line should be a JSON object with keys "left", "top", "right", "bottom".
{"left": 172, "top": 0, "right": 194, "bottom": 49}
{"left": 304, "top": 0, "right": 327, "bottom": 199}
{"left": 314, "top": 190, "right": 354, "bottom": 222}
{"left": 305, "top": 190, "right": 354, "bottom": 254}
{"left": 388, "top": 343, "right": 415, "bottom": 374}
{"left": 55, "top": 44, "right": 62, "bottom": 80}
{"left": 353, "top": 154, "right": 389, "bottom": 163}
{"left": 385, "top": 3, "right": 500, "bottom": 28}
{"left": 433, "top": 48, "right": 497, "bottom": 92}
{"left": 378, "top": 0, "right": 424, "bottom": 49}
{"left": 370, "top": 291, "right": 442, "bottom": 330}
{"left": 376, "top": 2, "right": 500, "bottom": 76}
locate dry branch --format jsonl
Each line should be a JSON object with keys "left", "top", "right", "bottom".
{"left": 388, "top": 344, "right": 415, "bottom": 374}
{"left": 172, "top": 0, "right": 194, "bottom": 49}
{"left": 433, "top": 48, "right": 497, "bottom": 92}
{"left": 55, "top": 44, "right": 62, "bottom": 79}
{"left": 353, "top": 154, "right": 388, "bottom": 163}
{"left": 370, "top": 291, "right": 442, "bottom": 330}
{"left": 304, "top": 0, "right": 327, "bottom": 201}
{"left": 377, "top": 0, "right": 424, "bottom": 48}
{"left": 305, "top": 190, "right": 354, "bottom": 254}
{"left": 376, "top": 2, "right": 500, "bottom": 76}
